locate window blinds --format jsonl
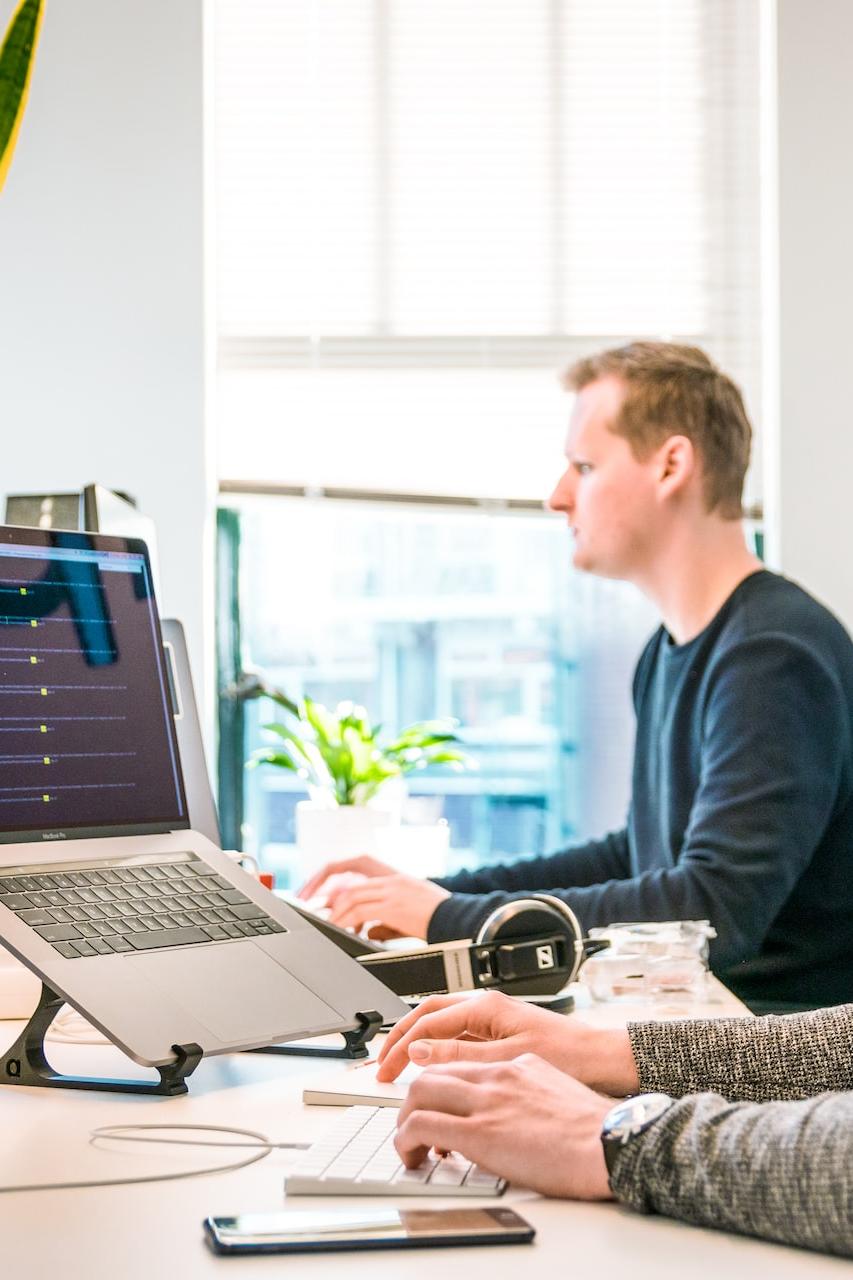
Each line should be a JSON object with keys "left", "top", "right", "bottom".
{"left": 214, "top": 0, "right": 762, "bottom": 501}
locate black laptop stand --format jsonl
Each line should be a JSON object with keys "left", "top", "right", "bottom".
{"left": 0, "top": 981, "right": 203, "bottom": 1096}
{"left": 252, "top": 1009, "right": 383, "bottom": 1061}
{"left": 0, "top": 983, "right": 382, "bottom": 1094}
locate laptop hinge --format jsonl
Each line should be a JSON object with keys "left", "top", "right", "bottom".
{"left": 0, "top": 981, "right": 203, "bottom": 1096}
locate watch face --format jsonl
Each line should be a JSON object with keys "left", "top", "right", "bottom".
{"left": 602, "top": 1093, "right": 674, "bottom": 1173}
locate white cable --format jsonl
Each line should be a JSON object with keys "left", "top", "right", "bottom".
{"left": 0, "top": 1123, "right": 309, "bottom": 1195}
{"left": 45, "top": 1006, "right": 110, "bottom": 1046}
{"left": 91, "top": 1123, "right": 310, "bottom": 1152}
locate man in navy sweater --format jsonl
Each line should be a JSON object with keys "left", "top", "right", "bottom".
{"left": 300, "top": 342, "right": 853, "bottom": 1011}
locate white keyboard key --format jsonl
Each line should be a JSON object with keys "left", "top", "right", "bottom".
{"left": 359, "top": 1141, "right": 402, "bottom": 1181}
{"left": 359, "top": 1159, "right": 404, "bottom": 1182}
{"left": 425, "top": 1155, "right": 470, "bottom": 1186}
{"left": 464, "top": 1167, "right": 504, "bottom": 1189}
{"left": 325, "top": 1156, "right": 368, "bottom": 1177}
{"left": 392, "top": 1163, "right": 434, "bottom": 1185}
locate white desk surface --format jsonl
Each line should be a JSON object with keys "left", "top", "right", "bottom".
{"left": 0, "top": 978, "right": 846, "bottom": 1279}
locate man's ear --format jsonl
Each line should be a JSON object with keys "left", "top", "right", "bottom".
{"left": 655, "top": 435, "right": 696, "bottom": 501}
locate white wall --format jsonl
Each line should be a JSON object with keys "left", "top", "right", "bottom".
{"left": 0, "top": 0, "right": 212, "bottom": 702}
{"left": 764, "top": 0, "right": 853, "bottom": 630}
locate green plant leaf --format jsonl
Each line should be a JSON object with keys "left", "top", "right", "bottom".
{"left": 352, "top": 764, "right": 401, "bottom": 805}
{"left": 303, "top": 696, "right": 342, "bottom": 749}
{"left": 262, "top": 720, "right": 314, "bottom": 761}
{"left": 342, "top": 725, "right": 375, "bottom": 777}
{"left": 253, "top": 727, "right": 331, "bottom": 789}
{"left": 421, "top": 748, "right": 475, "bottom": 769}
{"left": 338, "top": 702, "right": 375, "bottom": 740}
{"left": 386, "top": 733, "right": 459, "bottom": 753}
{"left": 248, "top": 748, "right": 301, "bottom": 773}
{"left": 384, "top": 719, "right": 462, "bottom": 752}
{"left": 0, "top": 0, "right": 44, "bottom": 195}
{"left": 303, "top": 740, "right": 334, "bottom": 787}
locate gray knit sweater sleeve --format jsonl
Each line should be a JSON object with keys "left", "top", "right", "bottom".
{"left": 627, "top": 1002, "right": 853, "bottom": 1101}
{"left": 606, "top": 1003, "right": 853, "bottom": 1255}
{"left": 608, "top": 1090, "right": 853, "bottom": 1258}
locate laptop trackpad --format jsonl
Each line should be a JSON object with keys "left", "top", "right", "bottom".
{"left": 136, "top": 944, "right": 341, "bottom": 1043}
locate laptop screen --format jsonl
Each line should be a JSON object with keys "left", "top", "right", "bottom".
{"left": 0, "top": 526, "right": 189, "bottom": 843}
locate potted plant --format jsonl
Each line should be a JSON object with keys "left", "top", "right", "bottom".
{"left": 0, "top": 0, "right": 45, "bottom": 194}
{"left": 248, "top": 683, "right": 472, "bottom": 875}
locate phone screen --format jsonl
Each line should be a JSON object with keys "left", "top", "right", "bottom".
{"left": 204, "top": 1206, "right": 535, "bottom": 1254}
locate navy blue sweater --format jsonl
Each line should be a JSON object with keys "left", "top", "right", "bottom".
{"left": 429, "top": 572, "right": 853, "bottom": 1010}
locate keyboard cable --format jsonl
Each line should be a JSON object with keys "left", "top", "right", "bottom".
{"left": 0, "top": 1124, "right": 310, "bottom": 1195}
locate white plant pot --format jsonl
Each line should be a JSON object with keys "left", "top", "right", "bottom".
{"left": 294, "top": 801, "right": 399, "bottom": 881}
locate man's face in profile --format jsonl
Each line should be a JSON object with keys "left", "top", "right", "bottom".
{"left": 547, "top": 376, "right": 663, "bottom": 582}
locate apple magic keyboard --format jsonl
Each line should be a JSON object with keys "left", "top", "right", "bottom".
{"left": 285, "top": 1105, "right": 507, "bottom": 1197}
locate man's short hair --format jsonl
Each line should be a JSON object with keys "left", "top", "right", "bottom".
{"left": 563, "top": 342, "right": 752, "bottom": 519}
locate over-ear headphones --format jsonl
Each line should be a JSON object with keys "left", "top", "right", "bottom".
{"left": 358, "top": 894, "right": 608, "bottom": 1000}
{"left": 475, "top": 894, "right": 590, "bottom": 996}
{"left": 473, "top": 896, "right": 607, "bottom": 993}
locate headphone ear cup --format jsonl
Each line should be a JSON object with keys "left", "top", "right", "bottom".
{"left": 475, "top": 895, "right": 584, "bottom": 996}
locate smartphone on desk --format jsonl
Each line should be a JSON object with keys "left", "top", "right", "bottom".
{"left": 204, "top": 1206, "right": 535, "bottom": 1255}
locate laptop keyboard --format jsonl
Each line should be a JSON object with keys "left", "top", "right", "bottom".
{"left": 0, "top": 857, "right": 284, "bottom": 959}
{"left": 285, "top": 1105, "right": 506, "bottom": 1198}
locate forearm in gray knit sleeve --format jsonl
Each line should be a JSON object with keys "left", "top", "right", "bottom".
{"left": 627, "top": 1003, "right": 853, "bottom": 1101}
{"left": 609, "top": 1091, "right": 853, "bottom": 1259}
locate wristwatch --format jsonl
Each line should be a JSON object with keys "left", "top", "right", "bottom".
{"left": 600, "top": 1092, "right": 675, "bottom": 1176}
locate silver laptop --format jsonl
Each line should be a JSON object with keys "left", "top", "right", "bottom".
{"left": 0, "top": 525, "right": 406, "bottom": 1066}
{"left": 160, "top": 617, "right": 222, "bottom": 847}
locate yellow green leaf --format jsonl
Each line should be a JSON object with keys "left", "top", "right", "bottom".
{"left": 0, "top": 0, "right": 45, "bottom": 195}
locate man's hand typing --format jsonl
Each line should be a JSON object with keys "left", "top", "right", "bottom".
{"left": 394, "top": 1054, "right": 614, "bottom": 1200}
{"left": 377, "top": 990, "right": 639, "bottom": 1096}
{"left": 297, "top": 855, "right": 450, "bottom": 940}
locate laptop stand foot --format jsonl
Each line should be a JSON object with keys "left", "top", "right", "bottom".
{"left": 0, "top": 982, "right": 203, "bottom": 1095}
{"left": 252, "top": 1009, "right": 383, "bottom": 1060}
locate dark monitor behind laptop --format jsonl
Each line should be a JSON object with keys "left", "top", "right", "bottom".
{"left": 4, "top": 486, "right": 162, "bottom": 599}
{"left": 4, "top": 493, "right": 82, "bottom": 531}
{"left": 82, "top": 485, "right": 161, "bottom": 599}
